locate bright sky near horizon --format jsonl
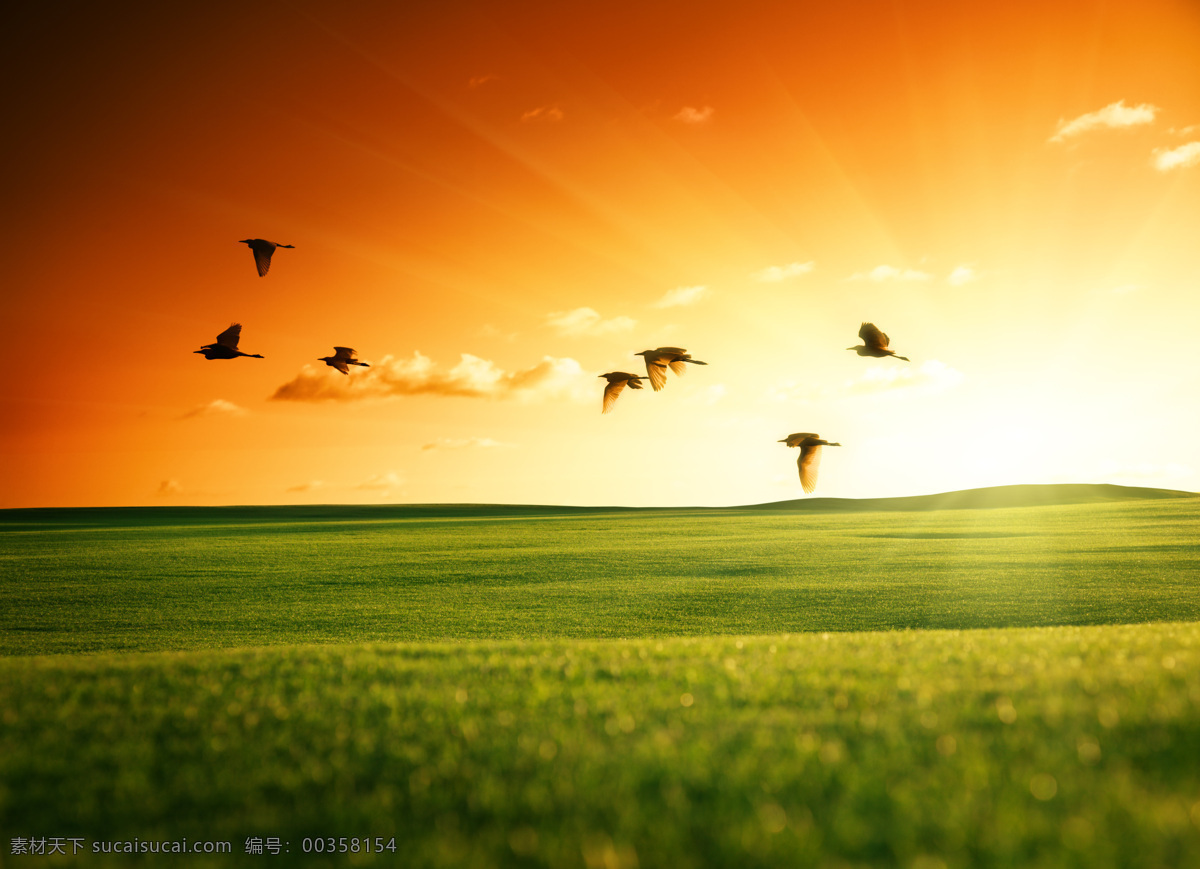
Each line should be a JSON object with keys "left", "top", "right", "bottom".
{"left": 3, "top": 0, "right": 1199, "bottom": 508}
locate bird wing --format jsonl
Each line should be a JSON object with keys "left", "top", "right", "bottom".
{"left": 859, "top": 322, "right": 889, "bottom": 351}
{"left": 252, "top": 243, "right": 274, "bottom": 277}
{"left": 643, "top": 359, "right": 669, "bottom": 391}
{"left": 655, "top": 346, "right": 687, "bottom": 354}
{"left": 333, "top": 347, "right": 357, "bottom": 361}
{"left": 798, "top": 444, "right": 823, "bottom": 494}
{"left": 781, "top": 432, "right": 820, "bottom": 447}
{"left": 602, "top": 379, "right": 628, "bottom": 413}
{"left": 330, "top": 359, "right": 350, "bottom": 374}
{"left": 667, "top": 358, "right": 689, "bottom": 376}
{"left": 216, "top": 323, "right": 242, "bottom": 349}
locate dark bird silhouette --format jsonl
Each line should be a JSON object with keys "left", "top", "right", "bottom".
{"left": 779, "top": 432, "right": 842, "bottom": 494}
{"left": 599, "top": 372, "right": 645, "bottom": 413}
{"left": 239, "top": 238, "right": 294, "bottom": 277}
{"left": 194, "top": 323, "right": 264, "bottom": 360}
{"left": 634, "top": 346, "right": 707, "bottom": 391}
{"left": 848, "top": 322, "right": 908, "bottom": 361}
{"left": 319, "top": 347, "right": 370, "bottom": 375}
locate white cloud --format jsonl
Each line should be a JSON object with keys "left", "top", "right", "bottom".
{"left": 847, "top": 265, "right": 932, "bottom": 282}
{"left": 421, "top": 438, "right": 514, "bottom": 451}
{"left": 767, "top": 360, "right": 964, "bottom": 402}
{"left": 1152, "top": 141, "right": 1200, "bottom": 171}
{"left": 1111, "top": 283, "right": 1142, "bottom": 295}
{"left": 358, "top": 471, "right": 403, "bottom": 494}
{"left": 674, "top": 106, "right": 714, "bottom": 124}
{"left": 156, "top": 479, "right": 183, "bottom": 497}
{"left": 1049, "top": 100, "right": 1159, "bottom": 143}
{"left": 753, "top": 262, "right": 815, "bottom": 282}
{"left": 653, "top": 285, "right": 708, "bottom": 308}
{"left": 272, "top": 352, "right": 587, "bottom": 403}
{"left": 521, "top": 105, "right": 564, "bottom": 122}
{"left": 180, "top": 399, "right": 246, "bottom": 419}
{"left": 286, "top": 480, "right": 324, "bottom": 493}
{"left": 546, "top": 307, "right": 636, "bottom": 336}
{"left": 947, "top": 266, "right": 977, "bottom": 287}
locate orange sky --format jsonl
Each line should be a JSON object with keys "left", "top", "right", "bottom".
{"left": 3, "top": 0, "right": 1199, "bottom": 508}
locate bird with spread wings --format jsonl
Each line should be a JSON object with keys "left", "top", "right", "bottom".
{"left": 239, "top": 238, "right": 294, "bottom": 277}
{"left": 848, "top": 322, "right": 909, "bottom": 361}
{"left": 194, "top": 323, "right": 264, "bottom": 360}
{"left": 779, "top": 432, "right": 842, "bottom": 494}
{"left": 318, "top": 347, "right": 370, "bottom": 375}
{"left": 634, "top": 347, "right": 707, "bottom": 391}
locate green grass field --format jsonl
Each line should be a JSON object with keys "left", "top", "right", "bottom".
{"left": 2, "top": 485, "right": 1199, "bottom": 867}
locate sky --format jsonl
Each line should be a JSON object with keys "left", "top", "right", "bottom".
{"left": 2, "top": 0, "right": 1199, "bottom": 508}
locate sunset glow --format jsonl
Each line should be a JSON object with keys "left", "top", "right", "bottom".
{"left": 4, "top": 0, "right": 1199, "bottom": 507}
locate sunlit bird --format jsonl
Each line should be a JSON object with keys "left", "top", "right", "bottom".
{"left": 319, "top": 347, "right": 370, "bottom": 375}
{"left": 194, "top": 323, "right": 264, "bottom": 360}
{"left": 599, "top": 372, "right": 645, "bottom": 414}
{"left": 848, "top": 322, "right": 909, "bottom": 361}
{"left": 634, "top": 346, "right": 707, "bottom": 391}
{"left": 239, "top": 238, "right": 294, "bottom": 277}
{"left": 779, "top": 432, "right": 842, "bottom": 494}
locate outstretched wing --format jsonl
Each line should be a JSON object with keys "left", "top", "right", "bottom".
{"left": 668, "top": 357, "right": 688, "bottom": 376}
{"left": 602, "top": 378, "right": 628, "bottom": 414}
{"left": 643, "top": 357, "right": 669, "bottom": 391}
{"left": 859, "top": 322, "right": 889, "bottom": 351}
{"left": 333, "top": 346, "right": 358, "bottom": 361}
{"left": 798, "top": 443, "right": 824, "bottom": 494}
{"left": 252, "top": 244, "right": 274, "bottom": 277}
{"left": 780, "top": 432, "right": 820, "bottom": 447}
{"left": 216, "top": 323, "right": 242, "bottom": 349}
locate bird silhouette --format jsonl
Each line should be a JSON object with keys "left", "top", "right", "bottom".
{"left": 319, "top": 347, "right": 370, "bottom": 375}
{"left": 239, "top": 239, "right": 294, "bottom": 277}
{"left": 779, "top": 432, "right": 842, "bottom": 494}
{"left": 194, "top": 323, "right": 264, "bottom": 360}
{"left": 599, "top": 372, "right": 645, "bottom": 413}
{"left": 634, "top": 347, "right": 707, "bottom": 391}
{"left": 848, "top": 322, "right": 908, "bottom": 361}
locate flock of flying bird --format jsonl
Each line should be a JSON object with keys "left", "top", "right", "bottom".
{"left": 599, "top": 321, "right": 909, "bottom": 493}
{"left": 196, "top": 239, "right": 911, "bottom": 494}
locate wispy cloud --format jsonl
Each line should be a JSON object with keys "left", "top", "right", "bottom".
{"left": 521, "top": 105, "right": 564, "bottom": 123}
{"left": 847, "top": 265, "right": 931, "bottom": 282}
{"left": 674, "top": 106, "right": 714, "bottom": 125}
{"left": 180, "top": 399, "right": 246, "bottom": 419}
{"left": 358, "top": 471, "right": 403, "bottom": 494}
{"left": 947, "top": 266, "right": 977, "bottom": 287}
{"left": 1152, "top": 141, "right": 1200, "bottom": 171}
{"left": 286, "top": 480, "right": 324, "bottom": 493}
{"left": 767, "top": 360, "right": 964, "bottom": 402}
{"left": 1049, "top": 100, "right": 1159, "bottom": 144}
{"left": 271, "top": 352, "right": 586, "bottom": 403}
{"left": 753, "top": 262, "right": 815, "bottom": 282}
{"left": 156, "top": 479, "right": 183, "bottom": 497}
{"left": 421, "top": 437, "right": 514, "bottom": 451}
{"left": 468, "top": 74, "right": 497, "bottom": 88}
{"left": 546, "top": 307, "right": 636, "bottom": 336}
{"left": 653, "top": 285, "right": 708, "bottom": 308}
{"left": 1111, "top": 283, "right": 1142, "bottom": 295}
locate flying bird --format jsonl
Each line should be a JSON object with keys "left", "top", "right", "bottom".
{"left": 599, "top": 372, "right": 645, "bottom": 414}
{"left": 779, "top": 432, "right": 841, "bottom": 494}
{"left": 634, "top": 347, "right": 707, "bottom": 391}
{"left": 319, "top": 347, "right": 370, "bottom": 375}
{"left": 848, "top": 322, "right": 909, "bottom": 361}
{"left": 239, "top": 238, "right": 294, "bottom": 277}
{"left": 194, "top": 323, "right": 264, "bottom": 360}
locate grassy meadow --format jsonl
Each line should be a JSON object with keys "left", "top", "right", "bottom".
{"left": 2, "top": 486, "right": 1200, "bottom": 866}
